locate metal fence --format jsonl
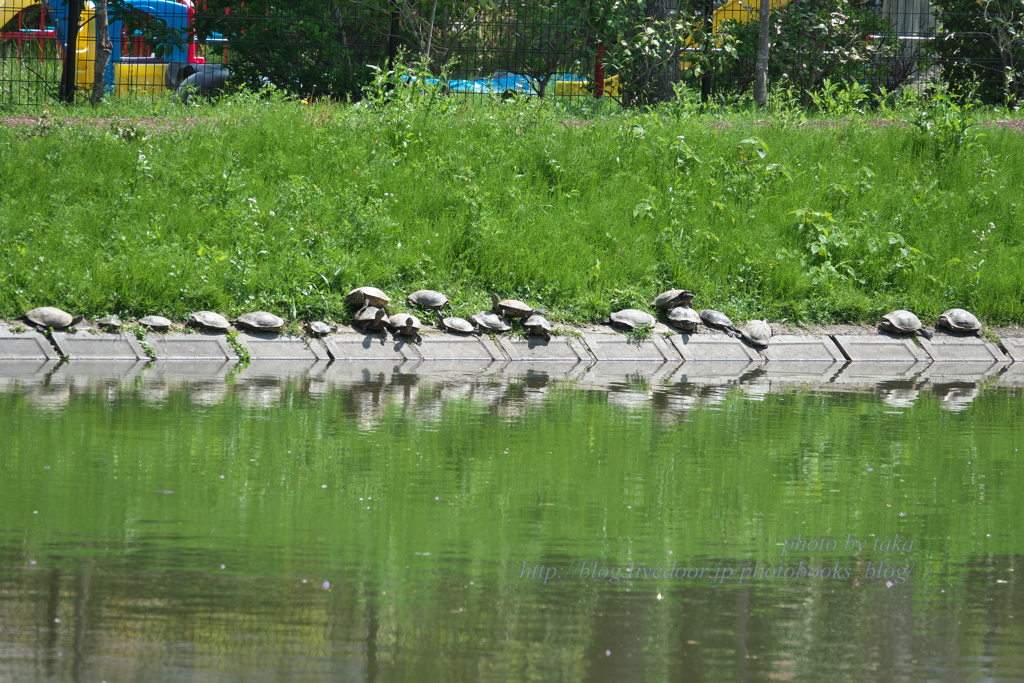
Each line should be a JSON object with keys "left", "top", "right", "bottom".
{"left": 0, "top": 0, "right": 1015, "bottom": 108}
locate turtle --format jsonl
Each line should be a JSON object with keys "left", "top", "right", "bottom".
{"left": 187, "top": 310, "right": 231, "bottom": 331}
{"left": 937, "top": 308, "right": 982, "bottom": 336}
{"left": 97, "top": 315, "right": 122, "bottom": 331}
{"left": 306, "top": 321, "right": 336, "bottom": 336}
{"left": 353, "top": 306, "right": 389, "bottom": 332}
{"left": 388, "top": 313, "right": 422, "bottom": 339}
{"left": 472, "top": 310, "right": 511, "bottom": 333}
{"left": 491, "top": 294, "right": 546, "bottom": 318}
{"left": 699, "top": 310, "right": 742, "bottom": 338}
{"left": 440, "top": 316, "right": 477, "bottom": 334}
{"left": 667, "top": 306, "right": 701, "bottom": 332}
{"left": 24, "top": 306, "right": 77, "bottom": 330}
{"left": 139, "top": 315, "right": 172, "bottom": 331}
{"left": 741, "top": 320, "right": 773, "bottom": 348}
{"left": 407, "top": 290, "right": 452, "bottom": 311}
{"left": 608, "top": 309, "right": 657, "bottom": 331}
{"left": 522, "top": 314, "right": 554, "bottom": 341}
{"left": 346, "top": 286, "right": 391, "bottom": 308}
{"left": 233, "top": 311, "right": 285, "bottom": 333}
{"left": 652, "top": 289, "right": 695, "bottom": 310}
{"left": 880, "top": 310, "right": 932, "bottom": 339}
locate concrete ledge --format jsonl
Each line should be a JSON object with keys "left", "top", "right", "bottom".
{"left": 0, "top": 330, "right": 59, "bottom": 360}
{"left": 146, "top": 333, "right": 238, "bottom": 360}
{"left": 582, "top": 333, "right": 677, "bottom": 361}
{"left": 831, "top": 335, "right": 930, "bottom": 362}
{"left": 669, "top": 334, "right": 761, "bottom": 362}
{"left": 498, "top": 336, "right": 589, "bottom": 361}
{"left": 50, "top": 331, "right": 147, "bottom": 360}
{"left": 236, "top": 332, "right": 330, "bottom": 361}
{"left": 415, "top": 334, "right": 504, "bottom": 361}
{"left": 764, "top": 335, "right": 844, "bottom": 362}
{"left": 918, "top": 333, "right": 1007, "bottom": 362}
{"left": 1000, "top": 338, "right": 1024, "bottom": 362}
{"left": 324, "top": 333, "right": 421, "bottom": 361}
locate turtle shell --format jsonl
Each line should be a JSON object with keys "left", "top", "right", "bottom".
{"left": 188, "top": 311, "right": 231, "bottom": 331}
{"left": 407, "top": 290, "right": 450, "bottom": 310}
{"left": 97, "top": 315, "right": 123, "bottom": 330}
{"left": 938, "top": 308, "right": 981, "bottom": 333}
{"left": 25, "top": 306, "right": 74, "bottom": 329}
{"left": 139, "top": 315, "right": 172, "bottom": 330}
{"left": 441, "top": 316, "right": 476, "bottom": 334}
{"left": 741, "top": 320, "right": 773, "bottom": 347}
{"left": 699, "top": 309, "right": 734, "bottom": 328}
{"left": 667, "top": 306, "right": 701, "bottom": 331}
{"left": 306, "top": 321, "right": 335, "bottom": 335}
{"left": 523, "top": 314, "right": 553, "bottom": 333}
{"left": 609, "top": 309, "right": 656, "bottom": 330}
{"left": 234, "top": 311, "right": 285, "bottom": 332}
{"left": 652, "top": 289, "right": 695, "bottom": 310}
{"left": 492, "top": 294, "right": 544, "bottom": 318}
{"left": 472, "top": 311, "right": 511, "bottom": 332}
{"left": 346, "top": 287, "right": 391, "bottom": 308}
{"left": 354, "top": 306, "right": 389, "bottom": 330}
{"left": 881, "top": 310, "right": 922, "bottom": 334}
{"left": 388, "top": 313, "right": 421, "bottom": 334}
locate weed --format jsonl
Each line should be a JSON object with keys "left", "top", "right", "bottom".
{"left": 225, "top": 330, "right": 251, "bottom": 363}
{"left": 10, "top": 325, "right": 26, "bottom": 334}
{"left": 130, "top": 327, "right": 157, "bottom": 359}
{"left": 625, "top": 325, "right": 653, "bottom": 343}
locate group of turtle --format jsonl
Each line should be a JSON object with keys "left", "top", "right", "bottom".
{"left": 18, "top": 293, "right": 985, "bottom": 346}
{"left": 606, "top": 289, "right": 774, "bottom": 347}
{"left": 21, "top": 306, "right": 292, "bottom": 334}
{"left": 346, "top": 287, "right": 554, "bottom": 341}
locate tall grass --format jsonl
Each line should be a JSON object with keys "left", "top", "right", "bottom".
{"left": 1, "top": 83, "right": 1023, "bottom": 325}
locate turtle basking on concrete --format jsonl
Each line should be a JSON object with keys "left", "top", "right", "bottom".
{"left": 699, "top": 310, "right": 742, "bottom": 338}
{"left": 880, "top": 310, "right": 932, "bottom": 339}
{"left": 667, "top": 306, "right": 701, "bottom": 332}
{"left": 741, "top": 320, "right": 773, "bottom": 348}
{"left": 608, "top": 309, "right": 657, "bottom": 331}
{"left": 652, "top": 289, "right": 695, "bottom": 310}
{"left": 388, "top": 313, "right": 422, "bottom": 339}
{"left": 97, "top": 315, "right": 123, "bottom": 331}
{"left": 522, "top": 314, "right": 554, "bottom": 341}
{"left": 439, "top": 316, "right": 477, "bottom": 334}
{"left": 24, "top": 306, "right": 78, "bottom": 331}
{"left": 353, "top": 306, "right": 389, "bottom": 332}
{"left": 233, "top": 311, "right": 285, "bottom": 333}
{"left": 187, "top": 311, "right": 231, "bottom": 331}
{"left": 491, "top": 294, "right": 545, "bottom": 318}
{"left": 937, "top": 308, "right": 982, "bottom": 336}
{"left": 407, "top": 290, "right": 451, "bottom": 311}
{"left": 139, "top": 315, "right": 172, "bottom": 331}
{"left": 306, "top": 321, "right": 336, "bottom": 336}
{"left": 472, "top": 310, "right": 511, "bottom": 333}
{"left": 346, "top": 286, "right": 391, "bottom": 309}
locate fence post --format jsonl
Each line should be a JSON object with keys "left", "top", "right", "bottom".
{"left": 594, "top": 43, "right": 605, "bottom": 98}
{"left": 58, "top": 0, "right": 83, "bottom": 103}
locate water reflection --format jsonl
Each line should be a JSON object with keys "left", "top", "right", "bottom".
{"left": 0, "top": 358, "right": 1015, "bottom": 420}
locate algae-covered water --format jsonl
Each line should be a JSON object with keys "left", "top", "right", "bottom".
{"left": 1, "top": 359, "right": 1023, "bottom": 681}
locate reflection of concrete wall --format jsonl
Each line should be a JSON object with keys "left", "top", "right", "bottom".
{"left": 882, "top": 0, "right": 935, "bottom": 36}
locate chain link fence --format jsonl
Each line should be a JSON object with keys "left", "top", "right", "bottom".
{"left": 0, "top": 0, "right": 1018, "bottom": 108}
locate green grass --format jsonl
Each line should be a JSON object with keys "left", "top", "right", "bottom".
{"left": 1, "top": 85, "right": 1023, "bottom": 326}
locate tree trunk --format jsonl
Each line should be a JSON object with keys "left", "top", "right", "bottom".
{"left": 753, "top": 0, "right": 771, "bottom": 107}
{"left": 91, "top": 0, "right": 113, "bottom": 105}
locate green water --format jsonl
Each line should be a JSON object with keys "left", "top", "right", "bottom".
{"left": 2, "top": 360, "right": 1024, "bottom": 681}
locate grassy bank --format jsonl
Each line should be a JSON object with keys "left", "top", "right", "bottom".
{"left": 1, "top": 90, "right": 1023, "bottom": 325}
